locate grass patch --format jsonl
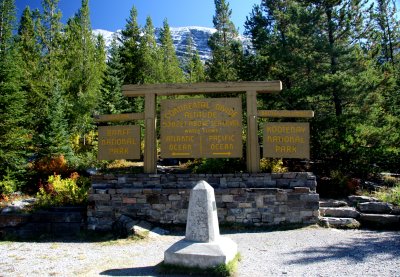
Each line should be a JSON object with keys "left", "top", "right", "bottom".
{"left": 373, "top": 182, "right": 400, "bottom": 206}
{"left": 159, "top": 253, "right": 241, "bottom": 276}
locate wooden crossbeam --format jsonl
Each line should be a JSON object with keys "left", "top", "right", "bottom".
{"left": 94, "top": 113, "right": 145, "bottom": 123}
{"left": 122, "top": 81, "right": 282, "bottom": 97}
{"left": 258, "top": 110, "right": 314, "bottom": 118}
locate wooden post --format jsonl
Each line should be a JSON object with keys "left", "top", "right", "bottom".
{"left": 144, "top": 93, "right": 157, "bottom": 173}
{"left": 246, "top": 90, "right": 260, "bottom": 173}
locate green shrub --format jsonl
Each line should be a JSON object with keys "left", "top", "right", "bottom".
{"left": 0, "top": 170, "right": 17, "bottom": 196}
{"left": 259, "top": 158, "right": 287, "bottom": 173}
{"left": 373, "top": 182, "right": 400, "bottom": 206}
{"left": 35, "top": 173, "right": 90, "bottom": 208}
{"left": 0, "top": 178, "right": 16, "bottom": 196}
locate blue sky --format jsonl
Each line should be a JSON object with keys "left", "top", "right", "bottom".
{"left": 16, "top": 0, "right": 260, "bottom": 33}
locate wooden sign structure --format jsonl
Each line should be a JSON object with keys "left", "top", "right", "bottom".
{"left": 160, "top": 98, "right": 243, "bottom": 158}
{"left": 122, "top": 81, "right": 282, "bottom": 173}
{"left": 96, "top": 82, "right": 315, "bottom": 173}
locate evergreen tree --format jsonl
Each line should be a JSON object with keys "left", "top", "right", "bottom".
{"left": 99, "top": 35, "right": 128, "bottom": 114}
{"left": 243, "top": 0, "right": 392, "bottom": 175}
{"left": 0, "top": 0, "right": 29, "bottom": 183}
{"left": 159, "top": 19, "right": 185, "bottom": 83}
{"left": 183, "top": 34, "right": 205, "bottom": 83}
{"left": 31, "top": 0, "right": 75, "bottom": 164}
{"left": 63, "top": 0, "right": 106, "bottom": 138}
{"left": 370, "top": 0, "right": 399, "bottom": 65}
{"left": 119, "top": 5, "right": 142, "bottom": 85}
{"left": 207, "top": 0, "right": 242, "bottom": 81}
{"left": 0, "top": 0, "right": 15, "bottom": 53}
{"left": 17, "top": 7, "right": 42, "bottom": 132}
{"left": 35, "top": 83, "right": 73, "bottom": 160}
{"left": 139, "top": 16, "right": 163, "bottom": 84}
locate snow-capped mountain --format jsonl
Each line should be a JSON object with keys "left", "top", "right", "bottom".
{"left": 93, "top": 26, "right": 251, "bottom": 62}
{"left": 155, "top": 26, "right": 216, "bottom": 62}
{"left": 93, "top": 29, "right": 116, "bottom": 48}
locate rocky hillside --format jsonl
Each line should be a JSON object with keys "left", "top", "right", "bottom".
{"left": 93, "top": 26, "right": 251, "bottom": 62}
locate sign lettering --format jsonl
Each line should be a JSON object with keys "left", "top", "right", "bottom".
{"left": 161, "top": 98, "right": 243, "bottom": 158}
{"left": 98, "top": 125, "right": 141, "bottom": 160}
{"left": 263, "top": 122, "right": 310, "bottom": 159}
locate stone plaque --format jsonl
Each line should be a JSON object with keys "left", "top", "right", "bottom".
{"left": 160, "top": 98, "right": 243, "bottom": 158}
{"left": 98, "top": 125, "right": 140, "bottom": 160}
{"left": 263, "top": 122, "right": 310, "bottom": 159}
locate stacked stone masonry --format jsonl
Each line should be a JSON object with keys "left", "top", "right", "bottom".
{"left": 88, "top": 173, "right": 319, "bottom": 231}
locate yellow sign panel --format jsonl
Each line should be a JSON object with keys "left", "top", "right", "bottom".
{"left": 160, "top": 98, "right": 243, "bottom": 158}
{"left": 263, "top": 122, "right": 310, "bottom": 159}
{"left": 98, "top": 125, "right": 140, "bottom": 160}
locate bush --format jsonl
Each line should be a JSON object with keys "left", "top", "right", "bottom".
{"left": 373, "top": 182, "right": 400, "bottom": 206}
{"left": 189, "top": 158, "right": 246, "bottom": 174}
{"left": 0, "top": 170, "right": 18, "bottom": 196}
{"left": 35, "top": 173, "right": 90, "bottom": 208}
{"left": 32, "top": 155, "right": 70, "bottom": 177}
{"left": 259, "top": 158, "right": 287, "bottom": 173}
{"left": 0, "top": 179, "right": 17, "bottom": 196}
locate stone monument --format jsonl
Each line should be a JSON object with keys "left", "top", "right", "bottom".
{"left": 164, "top": 180, "right": 238, "bottom": 268}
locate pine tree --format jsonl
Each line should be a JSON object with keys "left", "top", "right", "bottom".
{"left": 207, "top": 0, "right": 242, "bottom": 81}
{"left": 370, "top": 0, "right": 399, "bottom": 65}
{"left": 159, "top": 19, "right": 185, "bottom": 83}
{"left": 119, "top": 5, "right": 142, "bottom": 85}
{"left": 0, "top": 0, "right": 15, "bottom": 53}
{"left": 139, "top": 16, "right": 163, "bottom": 84}
{"left": 63, "top": 0, "right": 106, "bottom": 138}
{"left": 0, "top": 0, "right": 29, "bottom": 184}
{"left": 183, "top": 34, "right": 205, "bottom": 83}
{"left": 99, "top": 35, "right": 128, "bottom": 114}
{"left": 243, "top": 0, "right": 390, "bottom": 174}
{"left": 16, "top": 7, "right": 42, "bottom": 132}
{"left": 35, "top": 83, "right": 73, "bottom": 160}
{"left": 30, "top": 0, "right": 76, "bottom": 165}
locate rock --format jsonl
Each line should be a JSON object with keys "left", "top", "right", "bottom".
{"left": 391, "top": 206, "right": 400, "bottom": 215}
{"left": 164, "top": 180, "right": 238, "bottom": 269}
{"left": 320, "top": 207, "right": 359, "bottom": 218}
{"left": 112, "top": 215, "right": 139, "bottom": 237}
{"left": 362, "top": 181, "right": 384, "bottom": 191}
{"left": 358, "top": 202, "right": 393, "bottom": 214}
{"left": 348, "top": 195, "right": 378, "bottom": 205}
{"left": 319, "top": 200, "right": 348, "bottom": 208}
{"left": 319, "top": 217, "right": 360, "bottom": 229}
{"left": 131, "top": 221, "right": 153, "bottom": 237}
{"left": 150, "top": 227, "right": 169, "bottom": 237}
{"left": 360, "top": 214, "right": 400, "bottom": 228}
{"left": 1, "top": 198, "right": 36, "bottom": 214}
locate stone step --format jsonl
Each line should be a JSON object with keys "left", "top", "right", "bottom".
{"left": 319, "top": 217, "right": 360, "bottom": 229}
{"left": 359, "top": 214, "right": 400, "bottom": 229}
{"left": 348, "top": 195, "right": 378, "bottom": 205}
{"left": 319, "top": 200, "right": 348, "bottom": 208}
{"left": 357, "top": 202, "right": 393, "bottom": 214}
{"left": 320, "top": 207, "right": 359, "bottom": 218}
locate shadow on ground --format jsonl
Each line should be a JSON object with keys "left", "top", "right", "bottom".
{"left": 100, "top": 263, "right": 202, "bottom": 277}
{"left": 285, "top": 231, "right": 400, "bottom": 265}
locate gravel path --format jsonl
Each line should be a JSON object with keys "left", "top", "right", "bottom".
{"left": 1, "top": 227, "right": 399, "bottom": 277}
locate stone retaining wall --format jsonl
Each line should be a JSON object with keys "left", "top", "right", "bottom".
{"left": 0, "top": 208, "right": 86, "bottom": 239}
{"left": 88, "top": 172, "right": 319, "bottom": 231}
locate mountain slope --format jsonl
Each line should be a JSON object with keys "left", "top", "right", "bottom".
{"left": 93, "top": 26, "right": 251, "bottom": 62}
